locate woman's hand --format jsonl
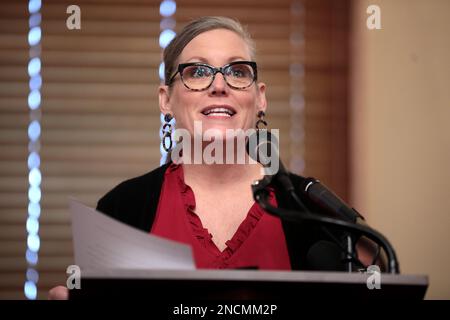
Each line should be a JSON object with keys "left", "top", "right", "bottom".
{"left": 48, "top": 286, "right": 69, "bottom": 300}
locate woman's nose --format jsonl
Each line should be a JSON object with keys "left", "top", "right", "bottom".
{"left": 208, "top": 73, "right": 229, "bottom": 95}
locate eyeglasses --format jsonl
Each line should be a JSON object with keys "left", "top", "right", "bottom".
{"left": 167, "top": 61, "right": 258, "bottom": 91}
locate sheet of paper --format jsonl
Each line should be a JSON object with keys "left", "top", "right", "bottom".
{"left": 69, "top": 198, "right": 195, "bottom": 271}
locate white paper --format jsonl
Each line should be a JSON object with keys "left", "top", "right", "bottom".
{"left": 69, "top": 198, "right": 195, "bottom": 271}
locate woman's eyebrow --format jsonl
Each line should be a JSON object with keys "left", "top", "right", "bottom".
{"left": 184, "top": 56, "right": 209, "bottom": 63}
{"left": 183, "top": 56, "right": 249, "bottom": 64}
{"left": 227, "top": 56, "right": 248, "bottom": 62}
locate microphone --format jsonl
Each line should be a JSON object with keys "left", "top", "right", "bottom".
{"left": 306, "top": 240, "right": 346, "bottom": 271}
{"left": 246, "top": 130, "right": 295, "bottom": 193}
{"left": 248, "top": 132, "right": 399, "bottom": 273}
{"left": 246, "top": 130, "right": 362, "bottom": 223}
{"left": 302, "top": 178, "right": 364, "bottom": 223}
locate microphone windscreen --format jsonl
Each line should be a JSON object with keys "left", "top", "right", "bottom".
{"left": 306, "top": 240, "right": 346, "bottom": 271}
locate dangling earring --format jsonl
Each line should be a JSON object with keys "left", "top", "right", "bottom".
{"left": 256, "top": 110, "right": 267, "bottom": 130}
{"left": 162, "top": 113, "right": 173, "bottom": 152}
{"left": 253, "top": 111, "right": 269, "bottom": 163}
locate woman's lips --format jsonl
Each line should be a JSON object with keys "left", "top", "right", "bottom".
{"left": 200, "top": 105, "right": 236, "bottom": 117}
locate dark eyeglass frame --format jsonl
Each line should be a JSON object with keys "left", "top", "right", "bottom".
{"left": 167, "top": 60, "right": 258, "bottom": 91}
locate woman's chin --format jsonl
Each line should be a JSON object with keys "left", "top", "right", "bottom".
{"left": 184, "top": 117, "right": 252, "bottom": 142}
{"left": 202, "top": 128, "right": 231, "bottom": 141}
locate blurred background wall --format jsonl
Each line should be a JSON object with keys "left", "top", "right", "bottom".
{"left": 350, "top": 0, "right": 450, "bottom": 299}
{"left": 0, "top": 0, "right": 448, "bottom": 299}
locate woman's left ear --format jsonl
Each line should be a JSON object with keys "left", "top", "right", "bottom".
{"left": 257, "top": 82, "right": 267, "bottom": 113}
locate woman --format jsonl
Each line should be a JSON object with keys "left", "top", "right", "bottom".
{"left": 49, "top": 16, "right": 374, "bottom": 299}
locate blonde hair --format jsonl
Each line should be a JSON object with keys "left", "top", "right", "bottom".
{"left": 163, "top": 16, "right": 256, "bottom": 85}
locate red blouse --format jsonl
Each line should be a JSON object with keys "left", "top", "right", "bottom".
{"left": 151, "top": 163, "right": 291, "bottom": 270}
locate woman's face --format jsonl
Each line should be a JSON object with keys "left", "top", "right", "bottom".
{"left": 159, "top": 29, "right": 267, "bottom": 139}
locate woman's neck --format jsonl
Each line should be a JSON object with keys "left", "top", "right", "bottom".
{"left": 182, "top": 162, "right": 264, "bottom": 191}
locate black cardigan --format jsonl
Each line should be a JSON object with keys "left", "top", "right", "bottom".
{"left": 96, "top": 163, "right": 346, "bottom": 271}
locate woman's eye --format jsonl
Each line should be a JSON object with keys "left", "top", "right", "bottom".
{"left": 228, "top": 66, "right": 250, "bottom": 78}
{"left": 232, "top": 70, "right": 244, "bottom": 77}
{"left": 191, "top": 66, "right": 209, "bottom": 78}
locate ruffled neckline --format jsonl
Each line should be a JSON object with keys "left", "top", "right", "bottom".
{"left": 169, "top": 163, "right": 276, "bottom": 263}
